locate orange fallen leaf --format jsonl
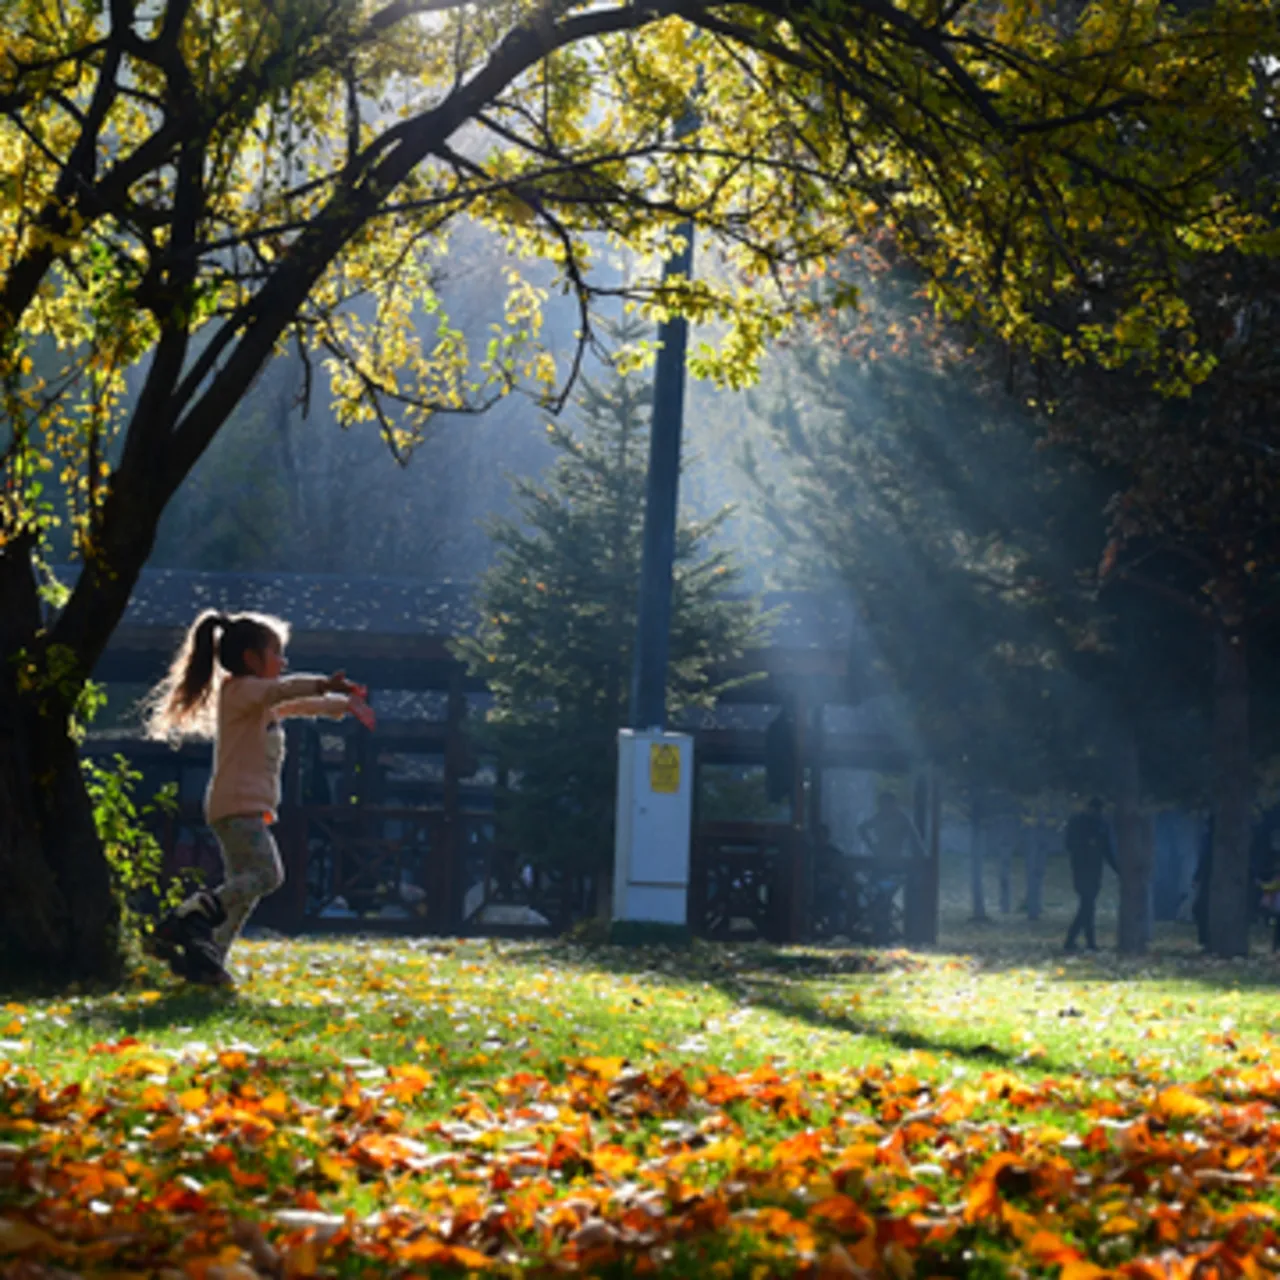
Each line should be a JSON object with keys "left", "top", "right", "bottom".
{"left": 1061, "top": 1262, "right": 1109, "bottom": 1280}
{"left": 810, "top": 1194, "right": 872, "bottom": 1237}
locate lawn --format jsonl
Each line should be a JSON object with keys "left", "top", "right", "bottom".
{"left": 3, "top": 854, "right": 1280, "bottom": 1278}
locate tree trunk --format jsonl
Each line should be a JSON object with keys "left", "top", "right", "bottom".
{"left": 1208, "top": 623, "right": 1251, "bottom": 958}
{"left": 0, "top": 546, "right": 120, "bottom": 984}
{"left": 1113, "top": 723, "right": 1150, "bottom": 956}
{"left": 969, "top": 791, "right": 987, "bottom": 921}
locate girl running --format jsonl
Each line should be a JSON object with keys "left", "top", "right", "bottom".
{"left": 145, "top": 609, "right": 376, "bottom": 985}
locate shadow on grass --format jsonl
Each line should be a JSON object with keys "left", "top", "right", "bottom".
{"left": 82, "top": 941, "right": 1027, "bottom": 1077}
{"left": 714, "top": 974, "right": 1025, "bottom": 1070}
{"left": 512, "top": 939, "right": 1028, "bottom": 1069}
{"left": 62, "top": 980, "right": 524, "bottom": 1077}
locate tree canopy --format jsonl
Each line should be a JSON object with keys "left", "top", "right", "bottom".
{"left": 455, "top": 313, "right": 762, "bottom": 877}
{"left": 3, "top": 0, "right": 1277, "bottom": 602}
{"left": 749, "top": 221, "right": 1280, "bottom": 953}
{"left": 748, "top": 248, "right": 1188, "bottom": 796}
{"left": 4, "top": 0, "right": 1279, "bottom": 978}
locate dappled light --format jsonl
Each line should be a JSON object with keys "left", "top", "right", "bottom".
{"left": 7, "top": 928, "right": 1280, "bottom": 1275}
{"left": 4, "top": 0, "right": 1280, "bottom": 1275}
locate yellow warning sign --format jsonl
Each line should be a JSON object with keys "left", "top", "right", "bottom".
{"left": 649, "top": 743, "right": 681, "bottom": 794}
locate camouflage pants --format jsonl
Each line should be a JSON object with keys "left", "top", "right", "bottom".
{"left": 209, "top": 815, "right": 284, "bottom": 959}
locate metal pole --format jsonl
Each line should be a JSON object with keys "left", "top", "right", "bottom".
{"left": 629, "top": 221, "right": 693, "bottom": 730}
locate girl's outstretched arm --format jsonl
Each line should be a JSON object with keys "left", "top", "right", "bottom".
{"left": 274, "top": 693, "right": 377, "bottom": 731}
{"left": 273, "top": 693, "right": 353, "bottom": 720}
{"left": 229, "top": 673, "right": 361, "bottom": 711}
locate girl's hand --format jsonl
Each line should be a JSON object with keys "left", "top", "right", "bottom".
{"left": 323, "top": 669, "right": 360, "bottom": 695}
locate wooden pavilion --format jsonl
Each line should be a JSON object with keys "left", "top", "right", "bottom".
{"left": 85, "top": 567, "right": 941, "bottom": 944}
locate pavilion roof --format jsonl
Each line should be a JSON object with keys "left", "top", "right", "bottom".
{"left": 66, "top": 566, "right": 866, "bottom": 653}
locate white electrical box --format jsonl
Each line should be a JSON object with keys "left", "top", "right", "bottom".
{"left": 613, "top": 728, "right": 693, "bottom": 924}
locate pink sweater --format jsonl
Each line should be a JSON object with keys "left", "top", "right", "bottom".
{"left": 205, "top": 675, "right": 350, "bottom": 823}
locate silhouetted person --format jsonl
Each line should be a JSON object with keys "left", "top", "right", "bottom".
{"left": 852, "top": 793, "right": 925, "bottom": 944}
{"left": 858, "top": 791, "right": 927, "bottom": 860}
{"left": 1064, "top": 798, "right": 1116, "bottom": 952}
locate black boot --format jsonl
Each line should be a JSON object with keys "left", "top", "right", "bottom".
{"left": 151, "top": 892, "right": 233, "bottom": 987}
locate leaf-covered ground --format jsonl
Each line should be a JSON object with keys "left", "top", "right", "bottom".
{"left": 5, "top": 864, "right": 1280, "bottom": 1278}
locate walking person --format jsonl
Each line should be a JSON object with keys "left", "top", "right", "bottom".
{"left": 1063, "top": 798, "right": 1116, "bottom": 953}
{"left": 858, "top": 792, "right": 926, "bottom": 944}
{"left": 145, "top": 609, "right": 375, "bottom": 986}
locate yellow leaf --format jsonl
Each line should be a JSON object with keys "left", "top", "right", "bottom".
{"left": 1154, "top": 1085, "right": 1212, "bottom": 1121}
{"left": 1061, "top": 1263, "right": 1109, "bottom": 1280}
{"left": 261, "top": 1090, "right": 290, "bottom": 1118}
{"left": 580, "top": 1056, "right": 625, "bottom": 1080}
{"left": 315, "top": 1153, "right": 349, "bottom": 1184}
{"left": 592, "top": 1145, "right": 639, "bottom": 1179}
{"left": 1101, "top": 1215, "right": 1140, "bottom": 1235}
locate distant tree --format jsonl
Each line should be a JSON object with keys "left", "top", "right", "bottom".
{"left": 963, "top": 87, "right": 1280, "bottom": 956}
{"left": 148, "top": 224, "right": 567, "bottom": 579}
{"left": 147, "top": 349, "right": 537, "bottom": 580}
{"left": 455, "top": 316, "right": 763, "bottom": 891}
{"left": 748, "top": 247, "right": 1216, "bottom": 952}
{"left": 1027, "top": 265, "right": 1280, "bottom": 958}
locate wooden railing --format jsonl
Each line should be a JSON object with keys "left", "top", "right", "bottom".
{"left": 156, "top": 802, "right": 583, "bottom": 935}
{"left": 156, "top": 806, "right": 935, "bottom": 944}
{"left": 690, "top": 822, "right": 803, "bottom": 943}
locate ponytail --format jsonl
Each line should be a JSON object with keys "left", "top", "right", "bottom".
{"left": 145, "top": 607, "right": 292, "bottom": 740}
{"left": 144, "top": 610, "right": 228, "bottom": 740}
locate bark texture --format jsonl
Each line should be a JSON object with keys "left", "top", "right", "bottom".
{"left": 0, "top": 546, "right": 120, "bottom": 983}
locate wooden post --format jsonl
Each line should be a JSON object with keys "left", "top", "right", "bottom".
{"left": 340, "top": 723, "right": 361, "bottom": 804}
{"left": 275, "top": 722, "right": 308, "bottom": 933}
{"left": 434, "top": 669, "right": 466, "bottom": 934}
{"left": 905, "top": 768, "right": 940, "bottom": 946}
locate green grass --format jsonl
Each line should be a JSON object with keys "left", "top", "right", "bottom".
{"left": 17, "top": 847, "right": 1262, "bottom": 1089}
{"left": 3, "top": 852, "right": 1280, "bottom": 1276}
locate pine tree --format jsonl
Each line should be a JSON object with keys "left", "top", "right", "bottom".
{"left": 456, "top": 314, "right": 764, "bottom": 877}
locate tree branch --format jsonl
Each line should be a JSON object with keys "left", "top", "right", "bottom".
{"left": 1113, "top": 567, "right": 1213, "bottom": 621}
